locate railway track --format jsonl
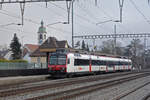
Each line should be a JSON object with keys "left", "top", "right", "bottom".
{"left": 112, "top": 82, "right": 150, "bottom": 100}
{"left": 0, "top": 71, "right": 142, "bottom": 97}
{"left": 25, "top": 72, "right": 150, "bottom": 100}
{"left": 142, "top": 93, "right": 150, "bottom": 100}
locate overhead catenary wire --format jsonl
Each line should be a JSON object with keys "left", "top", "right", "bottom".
{"left": 0, "top": 9, "right": 72, "bottom": 34}
{"left": 0, "top": 0, "right": 149, "bottom": 38}
{"left": 49, "top": 0, "right": 133, "bottom": 34}
{"left": 49, "top": 1, "right": 111, "bottom": 32}
{"left": 49, "top": 1, "right": 98, "bottom": 25}
{"left": 34, "top": 2, "right": 104, "bottom": 34}
{"left": 35, "top": 3, "right": 102, "bottom": 34}
{"left": 0, "top": 1, "right": 115, "bottom": 34}
{"left": 83, "top": 0, "right": 130, "bottom": 33}
{"left": 129, "top": 0, "right": 150, "bottom": 25}
{"left": 95, "top": 2, "right": 133, "bottom": 33}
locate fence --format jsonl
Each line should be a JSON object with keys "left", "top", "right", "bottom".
{"left": 0, "top": 62, "right": 47, "bottom": 70}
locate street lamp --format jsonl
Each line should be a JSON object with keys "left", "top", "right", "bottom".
{"left": 96, "top": 20, "right": 120, "bottom": 25}
{"left": 46, "top": 21, "right": 68, "bottom": 27}
{"left": 96, "top": 19, "right": 120, "bottom": 55}
{"left": 0, "top": 23, "right": 22, "bottom": 27}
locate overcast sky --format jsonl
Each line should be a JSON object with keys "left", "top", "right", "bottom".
{"left": 0, "top": 0, "right": 150, "bottom": 48}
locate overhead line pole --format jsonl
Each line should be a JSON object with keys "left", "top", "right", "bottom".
{"left": 119, "top": 0, "right": 124, "bottom": 22}
{"left": 114, "top": 24, "right": 117, "bottom": 55}
{"left": 143, "top": 37, "right": 147, "bottom": 68}
{"left": 72, "top": 0, "right": 74, "bottom": 48}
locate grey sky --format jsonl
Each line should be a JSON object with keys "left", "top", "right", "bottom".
{"left": 0, "top": 0, "right": 150, "bottom": 48}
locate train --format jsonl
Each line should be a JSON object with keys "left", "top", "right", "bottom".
{"left": 48, "top": 50, "right": 132, "bottom": 77}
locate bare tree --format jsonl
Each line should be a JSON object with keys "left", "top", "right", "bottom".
{"left": 100, "top": 39, "right": 123, "bottom": 55}
{"left": 124, "top": 39, "right": 144, "bottom": 69}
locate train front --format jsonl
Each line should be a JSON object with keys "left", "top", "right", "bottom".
{"left": 48, "top": 53, "right": 67, "bottom": 76}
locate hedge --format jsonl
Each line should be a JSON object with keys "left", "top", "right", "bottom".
{"left": 0, "top": 59, "right": 28, "bottom": 63}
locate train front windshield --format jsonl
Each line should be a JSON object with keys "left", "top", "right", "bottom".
{"left": 49, "top": 55, "right": 66, "bottom": 65}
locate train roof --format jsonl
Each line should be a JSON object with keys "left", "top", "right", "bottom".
{"left": 67, "top": 53, "right": 131, "bottom": 62}
{"left": 54, "top": 48, "right": 130, "bottom": 60}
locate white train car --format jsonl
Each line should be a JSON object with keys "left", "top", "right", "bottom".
{"left": 48, "top": 52, "right": 132, "bottom": 77}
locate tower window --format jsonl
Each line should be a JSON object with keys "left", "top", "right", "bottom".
{"left": 44, "top": 35, "right": 46, "bottom": 39}
{"left": 40, "top": 34, "right": 42, "bottom": 39}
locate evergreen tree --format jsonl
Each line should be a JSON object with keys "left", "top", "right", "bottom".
{"left": 81, "top": 40, "right": 86, "bottom": 50}
{"left": 10, "top": 33, "right": 22, "bottom": 60}
{"left": 86, "top": 44, "right": 90, "bottom": 51}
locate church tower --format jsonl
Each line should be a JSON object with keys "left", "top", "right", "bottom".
{"left": 38, "top": 20, "right": 47, "bottom": 45}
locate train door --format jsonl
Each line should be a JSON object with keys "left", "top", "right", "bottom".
{"left": 66, "top": 55, "right": 75, "bottom": 73}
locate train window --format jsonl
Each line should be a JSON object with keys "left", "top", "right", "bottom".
{"left": 107, "top": 61, "right": 111, "bottom": 66}
{"left": 58, "top": 55, "right": 66, "bottom": 65}
{"left": 116, "top": 61, "right": 120, "bottom": 65}
{"left": 113, "top": 61, "right": 116, "bottom": 65}
{"left": 67, "top": 59, "right": 70, "bottom": 64}
{"left": 49, "top": 55, "right": 66, "bottom": 65}
{"left": 92, "top": 60, "right": 95, "bottom": 65}
{"left": 110, "top": 61, "right": 115, "bottom": 66}
{"left": 119, "top": 61, "right": 123, "bottom": 65}
{"left": 92, "top": 60, "right": 99, "bottom": 65}
{"left": 102, "top": 61, "right": 107, "bottom": 65}
{"left": 49, "top": 56, "right": 57, "bottom": 65}
{"left": 91, "top": 60, "right": 109, "bottom": 66}
{"left": 74, "top": 59, "right": 89, "bottom": 66}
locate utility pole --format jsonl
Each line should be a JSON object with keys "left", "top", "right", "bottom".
{"left": 143, "top": 37, "right": 147, "bottom": 68}
{"left": 72, "top": 0, "right": 74, "bottom": 48}
{"left": 114, "top": 24, "right": 117, "bottom": 55}
{"left": 119, "top": 0, "right": 124, "bottom": 22}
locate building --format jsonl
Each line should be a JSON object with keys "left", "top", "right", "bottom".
{"left": 0, "top": 50, "right": 11, "bottom": 60}
{"left": 3, "top": 50, "right": 12, "bottom": 60}
{"left": 30, "top": 37, "right": 70, "bottom": 63}
{"left": 23, "top": 44, "right": 39, "bottom": 62}
{"left": 37, "top": 20, "right": 47, "bottom": 45}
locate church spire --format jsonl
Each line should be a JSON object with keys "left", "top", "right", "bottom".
{"left": 38, "top": 20, "right": 47, "bottom": 45}
{"left": 41, "top": 20, "right": 44, "bottom": 27}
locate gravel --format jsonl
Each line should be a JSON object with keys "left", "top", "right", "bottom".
{"left": 0, "top": 72, "right": 146, "bottom": 100}
{"left": 70, "top": 75, "right": 150, "bottom": 100}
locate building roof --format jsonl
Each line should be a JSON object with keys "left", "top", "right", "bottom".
{"left": 24, "top": 44, "right": 39, "bottom": 53}
{"left": 40, "top": 37, "right": 68, "bottom": 48}
{"left": 39, "top": 37, "right": 70, "bottom": 52}
{"left": 30, "top": 37, "right": 70, "bottom": 57}
{"left": 23, "top": 44, "right": 39, "bottom": 57}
